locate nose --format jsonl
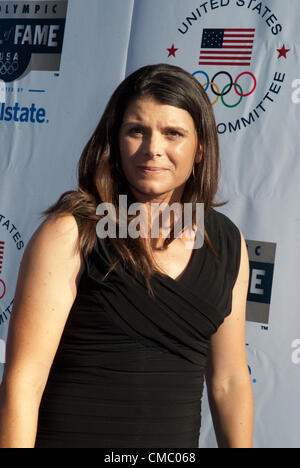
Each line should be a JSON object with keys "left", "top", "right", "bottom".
{"left": 143, "top": 131, "right": 164, "bottom": 157}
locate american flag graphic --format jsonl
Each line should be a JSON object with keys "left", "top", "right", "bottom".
{"left": 199, "top": 28, "right": 255, "bottom": 67}
{"left": 0, "top": 242, "right": 4, "bottom": 275}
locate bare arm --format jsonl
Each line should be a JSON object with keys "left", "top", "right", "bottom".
{"left": 0, "top": 214, "right": 85, "bottom": 448}
{"left": 205, "top": 231, "right": 254, "bottom": 448}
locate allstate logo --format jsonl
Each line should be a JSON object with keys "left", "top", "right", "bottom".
{"left": 167, "top": 1, "right": 289, "bottom": 135}
{"left": 0, "top": 1, "right": 69, "bottom": 83}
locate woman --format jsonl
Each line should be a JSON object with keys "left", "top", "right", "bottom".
{"left": 0, "top": 64, "right": 253, "bottom": 448}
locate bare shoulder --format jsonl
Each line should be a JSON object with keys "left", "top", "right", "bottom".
{"left": 31, "top": 212, "right": 80, "bottom": 252}
{"left": 1, "top": 213, "right": 85, "bottom": 397}
{"left": 24, "top": 212, "right": 85, "bottom": 284}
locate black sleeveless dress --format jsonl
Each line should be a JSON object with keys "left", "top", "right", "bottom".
{"left": 35, "top": 208, "right": 241, "bottom": 448}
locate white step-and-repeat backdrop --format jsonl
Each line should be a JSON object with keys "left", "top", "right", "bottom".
{"left": 0, "top": 0, "right": 299, "bottom": 448}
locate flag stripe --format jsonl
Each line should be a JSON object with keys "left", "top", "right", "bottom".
{"left": 200, "top": 50, "right": 252, "bottom": 55}
{"left": 198, "top": 62, "right": 251, "bottom": 66}
{"left": 200, "top": 50, "right": 252, "bottom": 54}
{"left": 224, "top": 28, "right": 255, "bottom": 32}
{"left": 199, "top": 52, "right": 253, "bottom": 60}
{"left": 223, "top": 40, "right": 254, "bottom": 43}
{"left": 222, "top": 45, "right": 253, "bottom": 49}
{"left": 199, "top": 56, "right": 251, "bottom": 60}
{"left": 224, "top": 34, "right": 255, "bottom": 38}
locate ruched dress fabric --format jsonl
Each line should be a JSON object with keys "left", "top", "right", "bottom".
{"left": 35, "top": 208, "right": 241, "bottom": 448}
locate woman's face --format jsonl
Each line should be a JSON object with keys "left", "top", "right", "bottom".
{"left": 118, "top": 97, "right": 203, "bottom": 204}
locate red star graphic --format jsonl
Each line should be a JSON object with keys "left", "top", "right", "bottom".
{"left": 277, "top": 45, "right": 290, "bottom": 59}
{"left": 167, "top": 44, "right": 178, "bottom": 58}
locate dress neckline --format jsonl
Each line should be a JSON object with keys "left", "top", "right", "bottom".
{"left": 95, "top": 228, "right": 205, "bottom": 285}
{"left": 156, "top": 239, "right": 203, "bottom": 284}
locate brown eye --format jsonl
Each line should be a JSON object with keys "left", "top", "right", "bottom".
{"left": 128, "top": 126, "right": 144, "bottom": 135}
{"left": 166, "top": 129, "right": 183, "bottom": 137}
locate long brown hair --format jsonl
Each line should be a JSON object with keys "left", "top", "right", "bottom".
{"left": 40, "top": 63, "right": 226, "bottom": 297}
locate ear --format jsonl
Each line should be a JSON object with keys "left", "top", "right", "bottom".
{"left": 195, "top": 142, "right": 204, "bottom": 164}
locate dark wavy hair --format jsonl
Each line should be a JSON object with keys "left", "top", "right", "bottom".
{"left": 40, "top": 63, "right": 226, "bottom": 297}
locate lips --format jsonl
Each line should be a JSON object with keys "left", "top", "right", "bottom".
{"left": 138, "top": 166, "right": 168, "bottom": 171}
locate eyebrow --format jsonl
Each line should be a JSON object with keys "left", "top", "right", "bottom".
{"left": 121, "top": 121, "right": 190, "bottom": 135}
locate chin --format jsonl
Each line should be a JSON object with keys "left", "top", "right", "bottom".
{"left": 129, "top": 181, "right": 170, "bottom": 197}
{"left": 138, "top": 182, "right": 169, "bottom": 193}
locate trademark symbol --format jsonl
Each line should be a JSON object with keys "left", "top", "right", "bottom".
{"left": 261, "top": 325, "right": 269, "bottom": 331}
{"left": 54, "top": 73, "right": 60, "bottom": 77}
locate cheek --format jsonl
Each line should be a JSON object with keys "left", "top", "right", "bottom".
{"left": 119, "top": 138, "right": 138, "bottom": 162}
{"left": 171, "top": 140, "right": 196, "bottom": 166}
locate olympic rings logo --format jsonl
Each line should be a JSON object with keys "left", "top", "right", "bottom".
{"left": 0, "top": 61, "right": 19, "bottom": 76}
{"left": 193, "top": 70, "right": 257, "bottom": 108}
